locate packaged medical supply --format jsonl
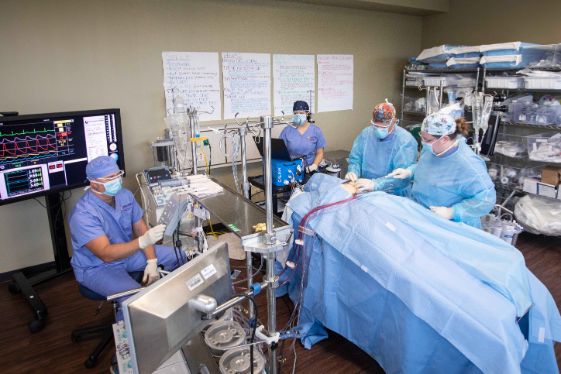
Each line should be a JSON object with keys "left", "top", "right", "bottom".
{"left": 494, "top": 134, "right": 527, "bottom": 158}
{"left": 485, "top": 76, "right": 524, "bottom": 89}
{"left": 515, "top": 194, "right": 561, "bottom": 236}
{"left": 527, "top": 133, "right": 561, "bottom": 163}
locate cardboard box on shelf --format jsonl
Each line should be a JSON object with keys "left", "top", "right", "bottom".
{"left": 541, "top": 166, "right": 561, "bottom": 186}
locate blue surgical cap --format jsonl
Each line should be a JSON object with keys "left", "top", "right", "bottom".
{"left": 421, "top": 113, "right": 457, "bottom": 137}
{"left": 293, "top": 100, "right": 310, "bottom": 112}
{"left": 86, "top": 156, "right": 119, "bottom": 180}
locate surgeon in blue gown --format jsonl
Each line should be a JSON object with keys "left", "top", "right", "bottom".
{"left": 69, "top": 156, "right": 182, "bottom": 319}
{"left": 345, "top": 100, "right": 418, "bottom": 196}
{"left": 390, "top": 113, "right": 496, "bottom": 228}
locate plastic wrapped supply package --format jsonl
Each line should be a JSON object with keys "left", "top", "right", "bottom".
{"left": 519, "top": 69, "right": 561, "bottom": 91}
{"left": 485, "top": 76, "right": 524, "bottom": 90}
{"left": 515, "top": 195, "right": 561, "bottom": 236}
{"left": 480, "top": 42, "right": 547, "bottom": 69}
{"left": 446, "top": 56, "right": 480, "bottom": 69}
{"left": 527, "top": 133, "right": 561, "bottom": 163}
{"left": 416, "top": 44, "right": 457, "bottom": 64}
{"left": 416, "top": 44, "right": 480, "bottom": 64}
{"left": 494, "top": 134, "right": 527, "bottom": 158}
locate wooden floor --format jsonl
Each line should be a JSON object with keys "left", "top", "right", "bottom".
{"left": 1, "top": 232, "right": 560, "bottom": 374}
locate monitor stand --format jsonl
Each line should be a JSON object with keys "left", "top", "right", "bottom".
{"left": 8, "top": 192, "right": 72, "bottom": 333}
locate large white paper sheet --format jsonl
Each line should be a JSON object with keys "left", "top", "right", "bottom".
{"left": 162, "top": 52, "right": 221, "bottom": 121}
{"left": 273, "top": 54, "right": 315, "bottom": 116}
{"left": 317, "top": 54, "right": 353, "bottom": 112}
{"left": 222, "top": 52, "right": 271, "bottom": 119}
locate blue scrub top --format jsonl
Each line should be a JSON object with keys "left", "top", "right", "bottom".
{"left": 280, "top": 124, "right": 326, "bottom": 166}
{"left": 69, "top": 189, "right": 144, "bottom": 282}
{"left": 410, "top": 140, "right": 496, "bottom": 228}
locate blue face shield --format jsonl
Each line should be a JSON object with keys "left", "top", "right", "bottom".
{"left": 293, "top": 114, "right": 307, "bottom": 126}
{"left": 96, "top": 177, "right": 123, "bottom": 196}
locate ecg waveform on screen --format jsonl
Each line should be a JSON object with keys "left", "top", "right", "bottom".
{"left": 0, "top": 125, "right": 75, "bottom": 166}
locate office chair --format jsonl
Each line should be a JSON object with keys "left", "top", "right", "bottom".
{"left": 71, "top": 272, "right": 143, "bottom": 369}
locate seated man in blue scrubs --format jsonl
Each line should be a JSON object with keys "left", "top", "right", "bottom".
{"left": 280, "top": 100, "right": 326, "bottom": 173}
{"left": 69, "top": 156, "right": 182, "bottom": 319}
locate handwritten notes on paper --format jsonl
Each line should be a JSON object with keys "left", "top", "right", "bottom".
{"left": 222, "top": 52, "right": 271, "bottom": 119}
{"left": 273, "top": 54, "right": 315, "bottom": 116}
{"left": 162, "top": 52, "right": 221, "bottom": 121}
{"left": 317, "top": 55, "right": 353, "bottom": 112}
{"left": 162, "top": 51, "right": 354, "bottom": 121}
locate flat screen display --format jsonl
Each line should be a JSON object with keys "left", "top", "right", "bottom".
{"left": 0, "top": 109, "right": 125, "bottom": 205}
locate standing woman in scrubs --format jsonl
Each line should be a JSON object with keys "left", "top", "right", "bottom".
{"left": 390, "top": 113, "right": 496, "bottom": 228}
{"left": 280, "top": 100, "right": 326, "bottom": 173}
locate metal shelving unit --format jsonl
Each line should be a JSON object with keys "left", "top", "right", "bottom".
{"left": 481, "top": 68, "right": 561, "bottom": 204}
{"left": 400, "top": 67, "right": 480, "bottom": 127}
{"left": 400, "top": 64, "right": 561, "bottom": 205}
{"left": 501, "top": 121, "right": 560, "bottom": 130}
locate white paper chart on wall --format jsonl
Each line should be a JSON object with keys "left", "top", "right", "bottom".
{"left": 317, "top": 54, "right": 354, "bottom": 113}
{"left": 162, "top": 51, "right": 222, "bottom": 121}
{"left": 222, "top": 52, "right": 271, "bottom": 119}
{"left": 273, "top": 54, "right": 316, "bottom": 116}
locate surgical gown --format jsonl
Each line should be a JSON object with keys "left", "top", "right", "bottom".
{"left": 347, "top": 125, "right": 417, "bottom": 195}
{"left": 410, "top": 139, "right": 495, "bottom": 228}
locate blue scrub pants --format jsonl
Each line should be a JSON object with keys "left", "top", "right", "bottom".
{"left": 78, "top": 245, "right": 185, "bottom": 320}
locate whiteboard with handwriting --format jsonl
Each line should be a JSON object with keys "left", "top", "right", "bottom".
{"left": 162, "top": 52, "right": 221, "bottom": 121}
{"left": 273, "top": 54, "right": 315, "bottom": 116}
{"left": 222, "top": 52, "right": 271, "bottom": 119}
{"left": 317, "top": 54, "right": 353, "bottom": 112}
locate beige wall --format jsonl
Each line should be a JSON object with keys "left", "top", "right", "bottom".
{"left": 422, "top": 0, "right": 561, "bottom": 47}
{"left": 0, "top": 0, "right": 422, "bottom": 272}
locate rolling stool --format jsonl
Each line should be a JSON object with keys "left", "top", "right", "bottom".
{"left": 71, "top": 272, "right": 143, "bottom": 369}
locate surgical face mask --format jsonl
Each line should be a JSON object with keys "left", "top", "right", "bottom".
{"left": 93, "top": 177, "right": 123, "bottom": 196}
{"left": 432, "top": 139, "right": 459, "bottom": 157}
{"left": 293, "top": 113, "right": 307, "bottom": 126}
{"left": 424, "top": 136, "right": 454, "bottom": 157}
{"left": 421, "top": 141, "right": 433, "bottom": 152}
{"left": 421, "top": 133, "right": 442, "bottom": 151}
{"left": 374, "top": 126, "right": 389, "bottom": 139}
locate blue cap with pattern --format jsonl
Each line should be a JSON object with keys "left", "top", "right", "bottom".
{"left": 293, "top": 100, "right": 310, "bottom": 112}
{"left": 421, "top": 112, "right": 457, "bottom": 136}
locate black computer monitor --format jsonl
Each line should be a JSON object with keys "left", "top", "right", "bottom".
{"left": 0, "top": 108, "right": 125, "bottom": 205}
{"left": 253, "top": 136, "right": 295, "bottom": 161}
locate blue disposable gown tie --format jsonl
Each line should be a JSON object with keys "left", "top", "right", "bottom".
{"left": 410, "top": 139, "right": 495, "bottom": 227}
{"left": 347, "top": 125, "right": 417, "bottom": 195}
